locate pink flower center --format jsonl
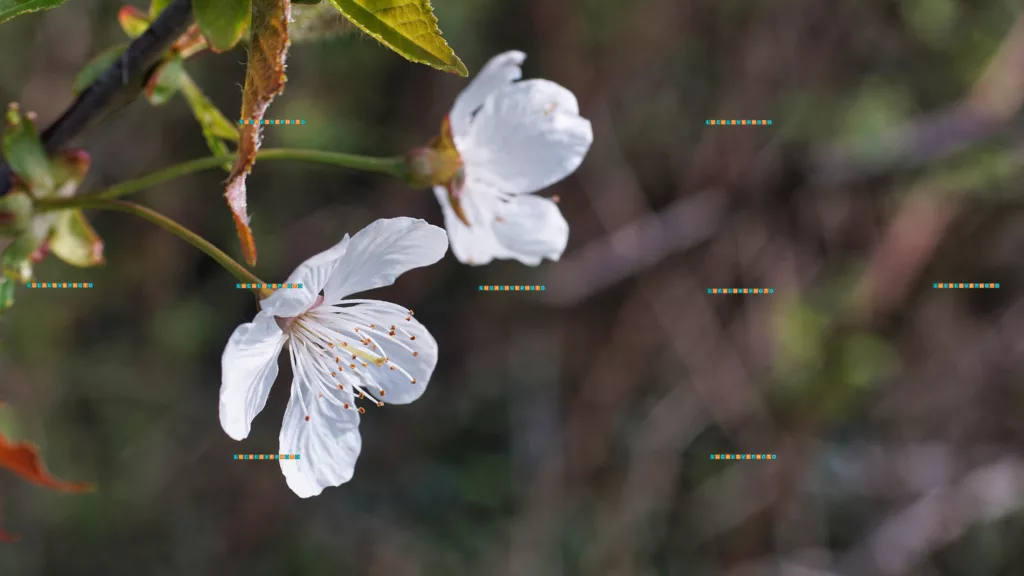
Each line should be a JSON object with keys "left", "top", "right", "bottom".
{"left": 275, "top": 293, "right": 325, "bottom": 332}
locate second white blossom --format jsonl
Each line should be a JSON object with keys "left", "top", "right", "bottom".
{"left": 420, "top": 51, "right": 593, "bottom": 267}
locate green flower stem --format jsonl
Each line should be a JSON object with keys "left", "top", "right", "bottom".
{"left": 257, "top": 148, "right": 407, "bottom": 178}
{"left": 57, "top": 199, "right": 263, "bottom": 287}
{"left": 34, "top": 149, "right": 407, "bottom": 209}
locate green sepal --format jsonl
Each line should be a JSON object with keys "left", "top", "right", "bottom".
{"left": 118, "top": 5, "right": 150, "bottom": 39}
{"left": 0, "top": 192, "right": 34, "bottom": 237}
{"left": 144, "top": 57, "right": 185, "bottom": 106}
{"left": 2, "top": 234, "right": 40, "bottom": 282}
{"left": 2, "top": 104, "right": 54, "bottom": 197}
{"left": 50, "top": 209, "right": 105, "bottom": 268}
{"left": 194, "top": 0, "right": 250, "bottom": 52}
{"left": 49, "top": 149, "right": 90, "bottom": 195}
{"left": 73, "top": 44, "right": 129, "bottom": 96}
{"left": 0, "top": 275, "right": 16, "bottom": 316}
{"left": 180, "top": 74, "right": 238, "bottom": 169}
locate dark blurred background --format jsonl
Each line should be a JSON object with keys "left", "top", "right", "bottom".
{"left": 1, "top": 0, "right": 1024, "bottom": 574}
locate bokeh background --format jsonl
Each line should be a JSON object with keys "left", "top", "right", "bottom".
{"left": 2, "top": 0, "right": 1024, "bottom": 574}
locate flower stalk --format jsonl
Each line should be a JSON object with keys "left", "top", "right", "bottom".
{"left": 41, "top": 199, "right": 263, "bottom": 287}
{"left": 34, "top": 149, "right": 408, "bottom": 210}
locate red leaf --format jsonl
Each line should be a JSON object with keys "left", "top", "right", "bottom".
{"left": 225, "top": 0, "right": 292, "bottom": 266}
{"left": 0, "top": 434, "right": 94, "bottom": 493}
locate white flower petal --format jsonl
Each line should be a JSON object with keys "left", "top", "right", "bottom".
{"left": 492, "top": 195, "right": 569, "bottom": 265}
{"left": 278, "top": 374, "right": 361, "bottom": 498}
{"left": 260, "top": 235, "right": 351, "bottom": 318}
{"left": 323, "top": 218, "right": 448, "bottom": 301}
{"left": 219, "top": 312, "right": 286, "bottom": 440}
{"left": 450, "top": 50, "right": 526, "bottom": 139}
{"left": 461, "top": 79, "right": 593, "bottom": 195}
{"left": 325, "top": 299, "right": 438, "bottom": 405}
{"left": 432, "top": 185, "right": 510, "bottom": 266}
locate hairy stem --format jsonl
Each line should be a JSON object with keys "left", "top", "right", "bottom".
{"left": 34, "top": 149, "right": 408, "bottom": 209}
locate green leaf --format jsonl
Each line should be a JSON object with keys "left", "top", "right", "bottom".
{"left": 118, "top": 5, "right": 150, "bottom": 38}
{"left": 50, "top": 209, "right": 104, "bottom": 268}
{"left": 2, "top": 103, "right": 53, "bottom": 196}
{"left": 144, "top": 56, "right": 185, "bottom": 106}
{"left": 180, "top": 73, "right": 237, "bottom": 168}
{"left": 0, "top": 0, "right": 70, "bottom": 25}
{"left": 72, "top": 44, "right": 128, "bottom": 96}
{"left": 193, "top": 0, "right": 250, "bottom": 52}
{"left": 325, "top": 0, "right": 466, "bottom": 76}
{"left": 49, "top": 149, "right": 90, "bottom": 197}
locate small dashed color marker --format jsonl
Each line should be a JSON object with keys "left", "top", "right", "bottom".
{"left": 238, "top": 119, "right": 306, "bottom": 125}
{"left": 479, "top": 285, "right": 546, "bottom": 291}
{"left": 236, "top": 283, "right": 305, "bottom": 289}
{"left": 710, "top": 454, "right": 776, "bottom": 460}
{"left": 705, "top": 120, "right": 772, "bottom": 125}
{"left": 233, "top": 454, "right": 301, "bottom": 460}
{"left": 932, "top": 283, "right": 999, "bottom": 289}
{"left": 707, "top": 288, "right": 774, "bottom": 294}
{"left": 26, "top": 282, "right": 93, "bottom": 288}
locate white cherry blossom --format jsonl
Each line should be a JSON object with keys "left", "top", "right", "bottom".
{"left": 219, "top": 218, "right": 448, "bottom": 497}
{"left": 433, "top": 51, "right": 593, "bottom": 266}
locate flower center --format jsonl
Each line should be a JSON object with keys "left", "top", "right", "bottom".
{"left": 281, "top": 301, "right": 421, "bottom": 421}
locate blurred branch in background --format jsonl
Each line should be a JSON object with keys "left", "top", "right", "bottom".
{"left": 542, "top": 189, "right": 726, "bottom": 307}
{"left": 816, "top": 13, "right": 1024, "bottom": 187}
{"left": 853, "top": 11, "right": 1024, "bottom": 324}
{"left": 837, "top": 458, "right": 1024, "bottom": 576}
